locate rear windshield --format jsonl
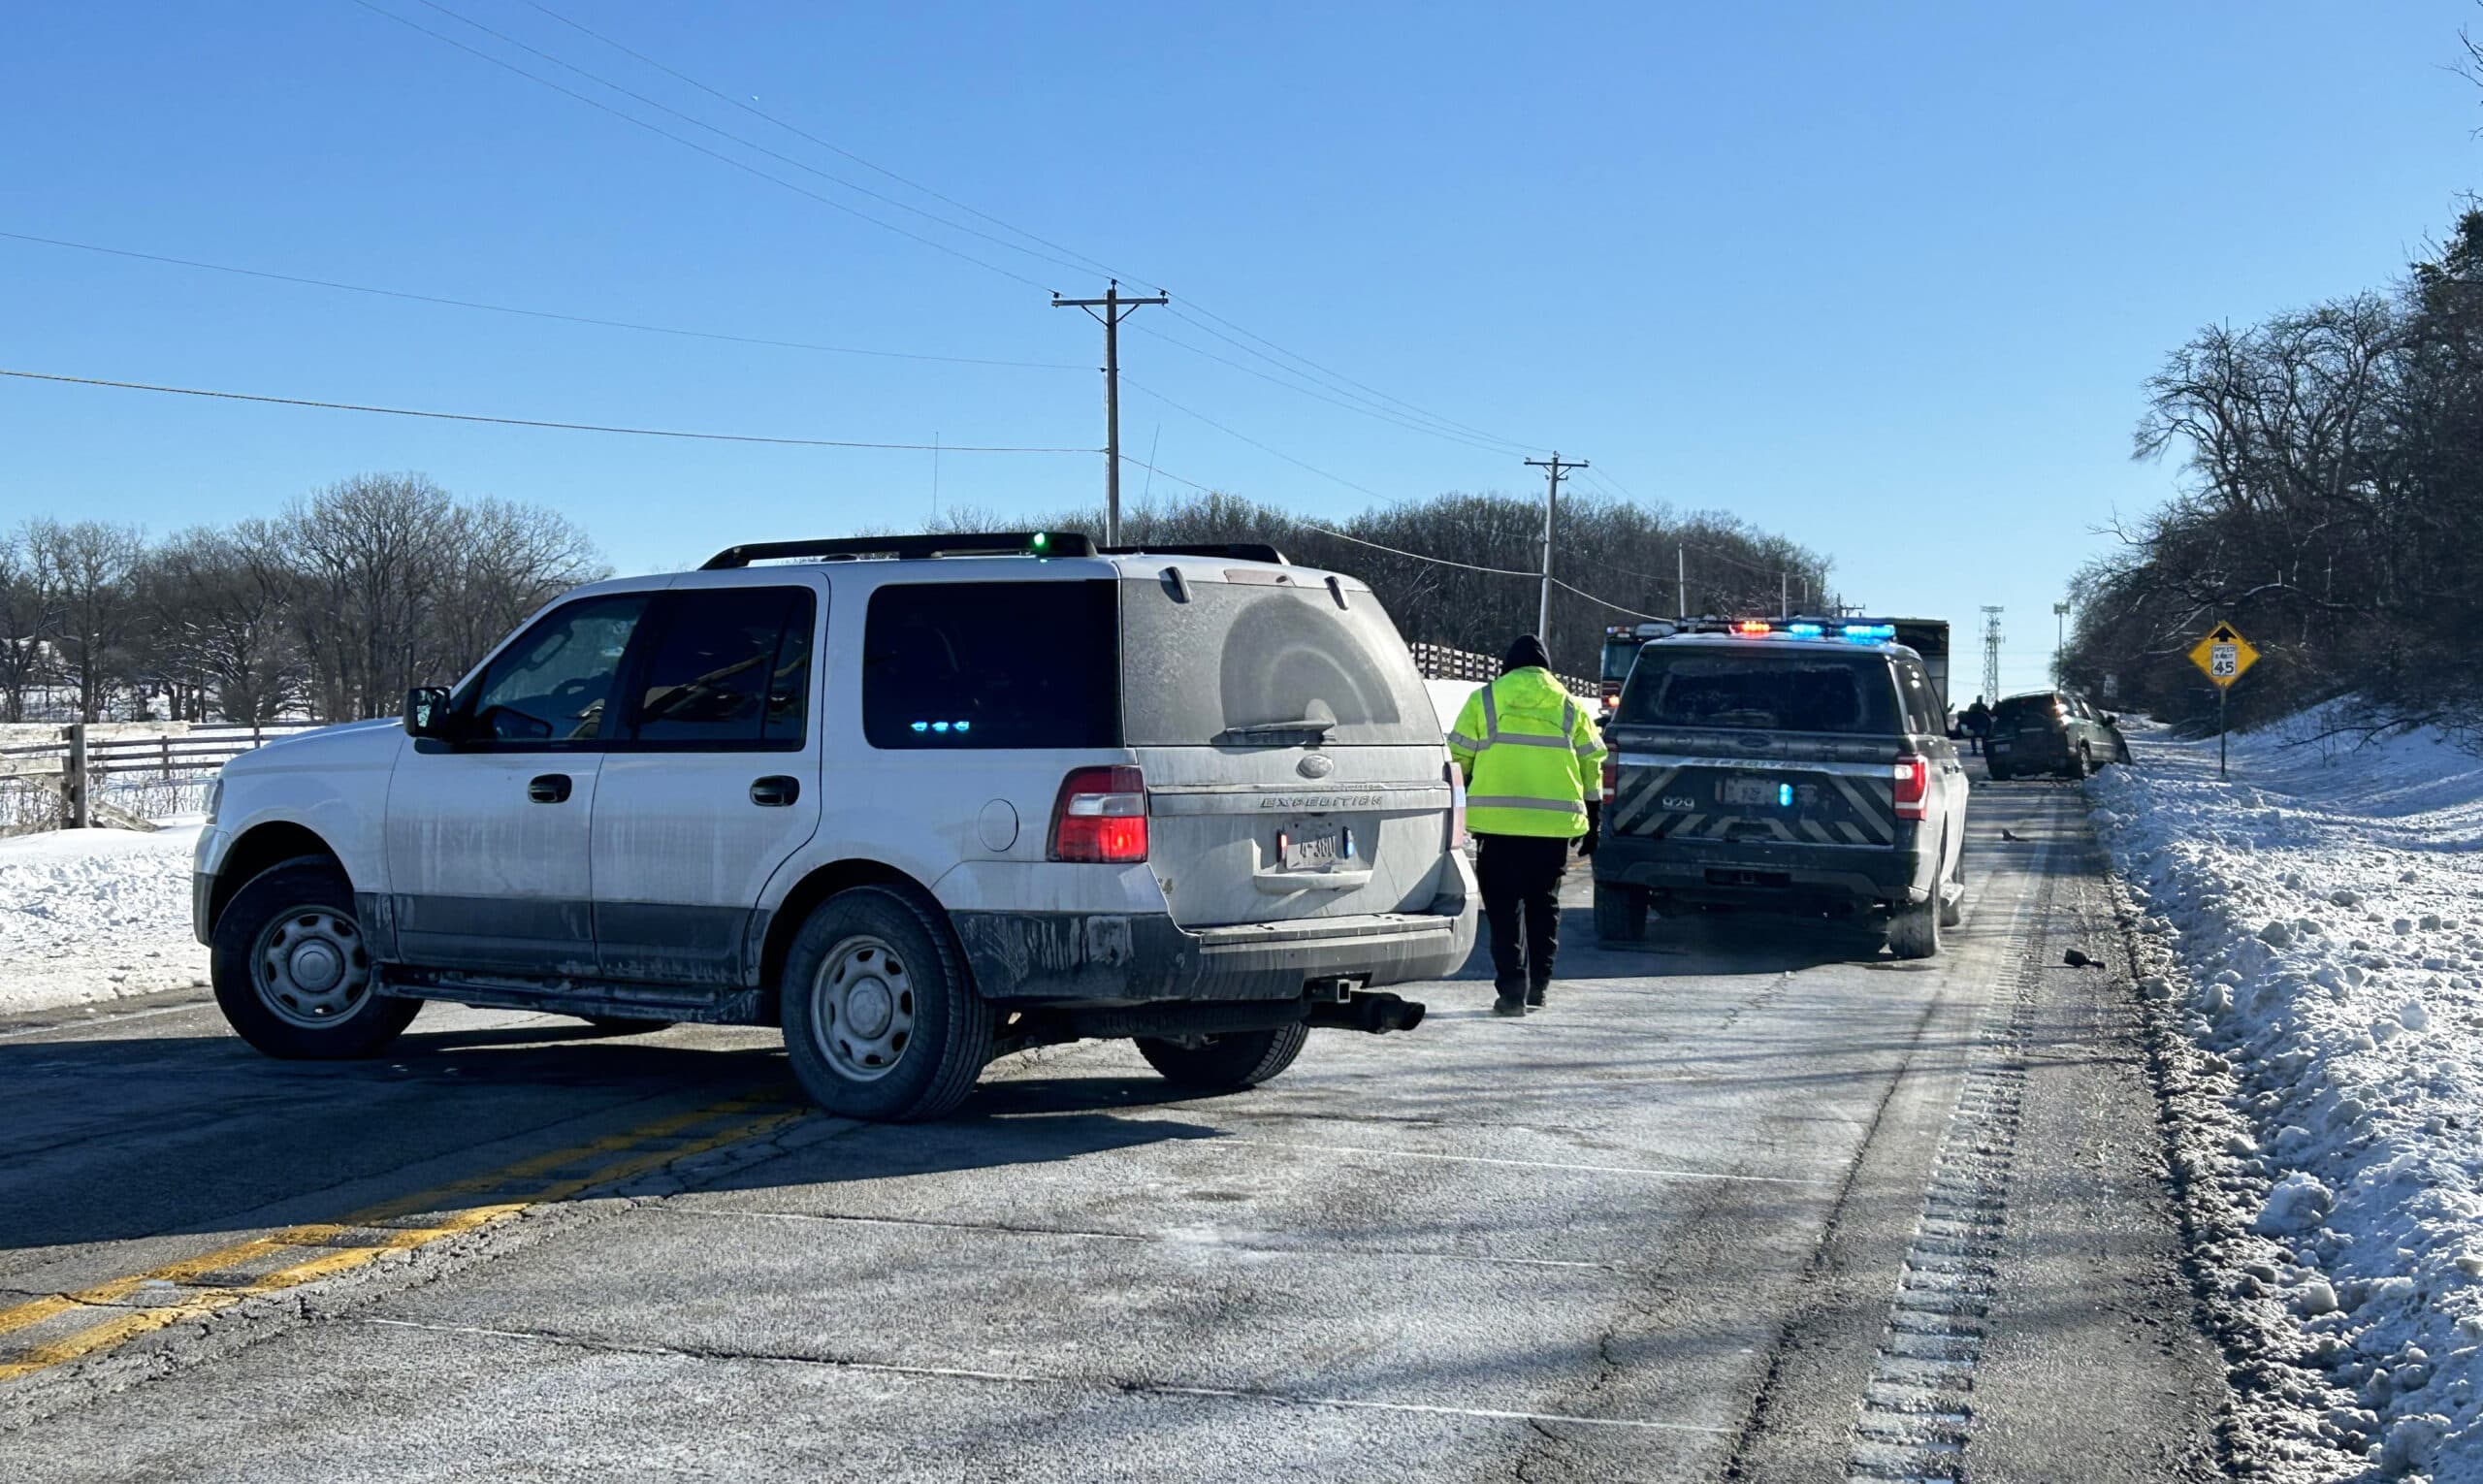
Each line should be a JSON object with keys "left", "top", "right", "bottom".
{"left": 1993, "top": 694, "right": 2063, "bottom": 727}
{"left": 1616, "top": 647, "right": 1900, "bottom": 735}
{"left": 1119, "top": 575, "right": 1441, "bottom": 747}
{"left": 862, "top": 580, "right": 1118, "bottom": 749}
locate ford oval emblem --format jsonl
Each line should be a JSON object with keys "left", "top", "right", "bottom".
{"left": 1297, "top": 754, "right": 1335, "bottom": 779}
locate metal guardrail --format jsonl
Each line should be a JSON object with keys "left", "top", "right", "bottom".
{"left": 1408, "top": 641, "right": 1598, "bottom": 700}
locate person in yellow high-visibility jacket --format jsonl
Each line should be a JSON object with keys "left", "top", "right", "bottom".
{"left": 1446, "top": 635, "right": 1606, "bottom": 1016}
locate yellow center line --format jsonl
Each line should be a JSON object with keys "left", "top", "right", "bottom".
{"left": 0, "top": 1092, "right": 807, "bottom": 1384}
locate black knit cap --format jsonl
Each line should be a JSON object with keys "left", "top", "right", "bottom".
{"left": 1500, "top": 634, "right": 1552, "bottom": 674}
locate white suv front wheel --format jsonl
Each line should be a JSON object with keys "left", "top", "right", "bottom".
{"left": 781, "top": 887, "right": 993, "bottom": 1121}
{"left": 211, "top": 860, "right": 421, "bottom": 1059}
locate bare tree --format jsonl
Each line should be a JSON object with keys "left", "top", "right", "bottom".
{"left": 27, "top": 519, "right": 144, "bottom": 723}
{"left": 0, "top": 527, "right": 55, "bottom": 724}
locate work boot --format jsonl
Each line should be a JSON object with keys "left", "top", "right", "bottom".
{"left": 1493, "top": 994, "right": 1527, "bottom": 1017}
{"left": 1526, "top": 980, "right": 1548, "bottom": 1010}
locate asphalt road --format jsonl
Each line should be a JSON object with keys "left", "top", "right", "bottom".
{"left": 0, "top": 783, "right": 2228, "bottom": 1481}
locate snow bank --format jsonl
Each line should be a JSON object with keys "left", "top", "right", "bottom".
{"left": 0, "top": 823, "right": 209, "bottom": 1016}
{"left": 1424, "top": 678, "right": 1481, "bottom": 732}
{"left": 2089, "top": 711, "right": 2483, "bottom": 1477}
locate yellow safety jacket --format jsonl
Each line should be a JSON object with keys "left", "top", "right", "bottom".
{"left": 1445, "top": 666, "right": 1604, "bottom": 839}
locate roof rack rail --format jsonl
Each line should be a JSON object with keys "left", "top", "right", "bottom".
{"left": 700, "top": 532, "right": 1094, "bottom": 569}
{"left": 1097, "top": 542, "right": 1290, "bottom": 565}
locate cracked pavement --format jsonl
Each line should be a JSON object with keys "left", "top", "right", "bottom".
{"left": 0, "top": 786, "right": 2227, "bottom": 1481}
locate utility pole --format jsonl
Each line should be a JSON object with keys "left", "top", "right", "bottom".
{"left": 1780, "top": 571, "right": 1790, "bottom": 619}
{"left": 1677, "top": 547, "right": 1686, "bottom": 618}
{"left": 1524, "top": 452, "right": 1587, "bottom": 646}
{"left": 1052, "top": 279, "right": 1167, "bottom": 544}
{"left": 1980, "top": 606, "right": 2005, "bottom": 706}
{"left": 2052, "top": 600, "right": 2070, "bottom": 678}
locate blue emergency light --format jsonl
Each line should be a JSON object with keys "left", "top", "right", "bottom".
{"left": 1843, "top": 623, "right": 1897, "bottom": 641}
{"left": 1787, "top": 623, "right": 1823, "bottom": 637}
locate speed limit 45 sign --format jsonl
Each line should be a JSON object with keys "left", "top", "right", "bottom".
{"left": 2187, "top": 622, "right": 2259, "bottom": 689}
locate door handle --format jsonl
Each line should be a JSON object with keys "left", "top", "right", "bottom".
{"left": 751, "top": 775, "right": 800, "bottom": 808}
{"left": 527, "top": 773, "right": 572, "bottom": 804}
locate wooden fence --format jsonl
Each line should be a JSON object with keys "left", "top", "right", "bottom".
{"left": 0, "top": 724, "right": 323, "bottom": 835}
{"left": 1408, "top": 641, "right": 1598, "bottom": 699}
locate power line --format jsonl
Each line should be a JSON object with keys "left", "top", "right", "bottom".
{"left": 1129, "top": 322, "right": 1539, "bottom": 458}
{"left": 0, "top": 367, "right": 1095, "bottom": 452}
{"left": 1113, "top": 453, "right": 1661, "bottom": 620}
{"left": 1166, "top": 301, "right": 1540, "bottom": 454}
{"left": 412, "top": 0, "right": 1102, "bottom": 283}
{"left": 1143, "top": 309, "right": 1538, "bottom": 455}
{"left": 421, "top": 2, "right": 1547, "bottom": 460}
{"left": 346, "top": 0, "right": 1059, "bottom": 293}
{"left": 0, "top": 230, "right": 1084, "bottom": 371}
{"left": 521, "top": 0, "right": 1136, "bottom": 288}
{"left": 1118, "top": 376, "right": 1392, "bottom": 503}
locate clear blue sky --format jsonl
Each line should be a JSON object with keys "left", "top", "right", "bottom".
{"left": 2, "top": 1, "right": 2474, "bottom": 695}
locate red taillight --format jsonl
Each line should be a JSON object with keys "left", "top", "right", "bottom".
{"left": 1048, "top": 765, "right": 1148, "bottom": 862}
{"left": 1734, "top": 620, "right": 1771, "bottom": 635}
{"left": 1892, "top": 755, "right": 1929, "bottom": 822}
{"left": 1601, "top": 755, "right": 1618, "bottom": 804}
{"left": 1444, "top": 761, "right": 1468, "bottom": 850}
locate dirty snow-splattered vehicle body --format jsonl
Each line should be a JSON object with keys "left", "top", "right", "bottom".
{"left": 192, "top": 533, "right": 1473, "bottom": 1119}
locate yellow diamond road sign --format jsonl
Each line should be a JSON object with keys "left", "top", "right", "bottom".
{"left": 2188, "top": 622, "right": 2258, "bottom": 689}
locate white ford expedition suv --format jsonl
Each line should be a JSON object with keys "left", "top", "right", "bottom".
{"left": 194, "top": 532, "right": 1475, "bottom": 1120}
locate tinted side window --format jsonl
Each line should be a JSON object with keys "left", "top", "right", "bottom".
{"left": 1896, "top": 660, "right": 1942, "bottom": 736}
{"left": 626, "top": 587, "right": 815, "bottom": 747}
{"left": 467, "top": 594, "right": 649, "bottom": 743}
{"left": 863, "top": 581, "right": 1117, "bottom": 749}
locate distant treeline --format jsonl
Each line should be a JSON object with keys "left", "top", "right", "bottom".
{"left": 0, "top": 473, "right": 604, "bottom": 725}
{"left": 2065, "top": 208, "right": 2483, "bottom": 741}
{"left": 920, "top": 489, "right": 1834, "bottom": 678}
{"left": 0, "top": 474, "right": 1826, "bottom": 725}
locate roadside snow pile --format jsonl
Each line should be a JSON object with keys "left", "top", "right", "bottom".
{"left": 1425, "top": 678, "right": 1481, "bottom": 732}
{"left": 2089, "top": 713, "right": 2483, "bottom": 1479}
{"left": 0, "top": 823, "right": 208, "bottom": 1016}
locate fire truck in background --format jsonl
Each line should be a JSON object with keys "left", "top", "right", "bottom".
{"left": 1599, "top": 617, "right": 1953, "bottom": 720}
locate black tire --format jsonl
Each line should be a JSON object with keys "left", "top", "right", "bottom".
{"left": 1594, "top": 882, "right": 1649, "bottom": 944}
{"left": 579, "top": 1016, "right": 676, "bottom": 1035}
{"left": 211, "top": 859, "right": 419, "bottom": 1059}
{"left": 1938, "top": 831, "right": 1966, "bottom": 929}
{"left": 781, "top": 886, "right": 993, "bottom": 1121}
{"left": 1135, "top": 1023, "right": 1308, "bottom": 1090}
{"left": 1887, "top": 833, "right": 1946, "bottom": 960}
{"left": 1987, "top": 762, "right": 2011, "bottom": 782}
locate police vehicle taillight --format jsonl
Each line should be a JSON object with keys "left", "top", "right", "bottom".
{"left": 1048, "top": 766, "right": 1148, "bottom": 862}
{"left": 1892, "top": 755, "right": 1930, "bottom": 822}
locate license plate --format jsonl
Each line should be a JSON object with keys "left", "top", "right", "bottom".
{"left": 1719, "top": 776, "right": 1790, "bottom": 808}
{"left": 1281, "top": 826, "right": 1344, "bottom": 870}
{"left": 1990, "top": 740, "right": 2012, "bottom": 752}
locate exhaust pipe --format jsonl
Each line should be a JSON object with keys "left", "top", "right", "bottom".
{"left": 1306, "top": 991, "right": 1426, "bottom": 1034}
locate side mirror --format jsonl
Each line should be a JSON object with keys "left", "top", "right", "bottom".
{"left": 404, "top": 686, "right": 454, "bottom": 740}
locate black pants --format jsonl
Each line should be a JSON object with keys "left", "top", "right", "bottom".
{"left": 1475, "top": 833, "right": 1569, "bottom": 995}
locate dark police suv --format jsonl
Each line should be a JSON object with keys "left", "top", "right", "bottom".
{"left": 1592, "top": 621, "right": 1970, "bottom": 958}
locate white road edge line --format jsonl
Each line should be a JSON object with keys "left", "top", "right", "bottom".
{"left": 1215, "top": 1140, "right": 1834, "bottom": 1186}
{"left": 648, "top": 1205, "right": 1628, "bottom": 1272}
{"left": 357, "top": 1316, "right": 1733, "bottom": 1435}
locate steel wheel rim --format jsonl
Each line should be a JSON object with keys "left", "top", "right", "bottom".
{"left": 811, "top": 934, "right": 916, "bottom": 1082}
{"left": 251, "top": 905, "right": 373, "bottom": 1028}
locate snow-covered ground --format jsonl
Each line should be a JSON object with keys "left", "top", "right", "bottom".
{"left": 2089, "top": 712, "right": 2483, "bottom": 1480}
{"left": 0, "top": 822, "right": 209, "bottom": 1016}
